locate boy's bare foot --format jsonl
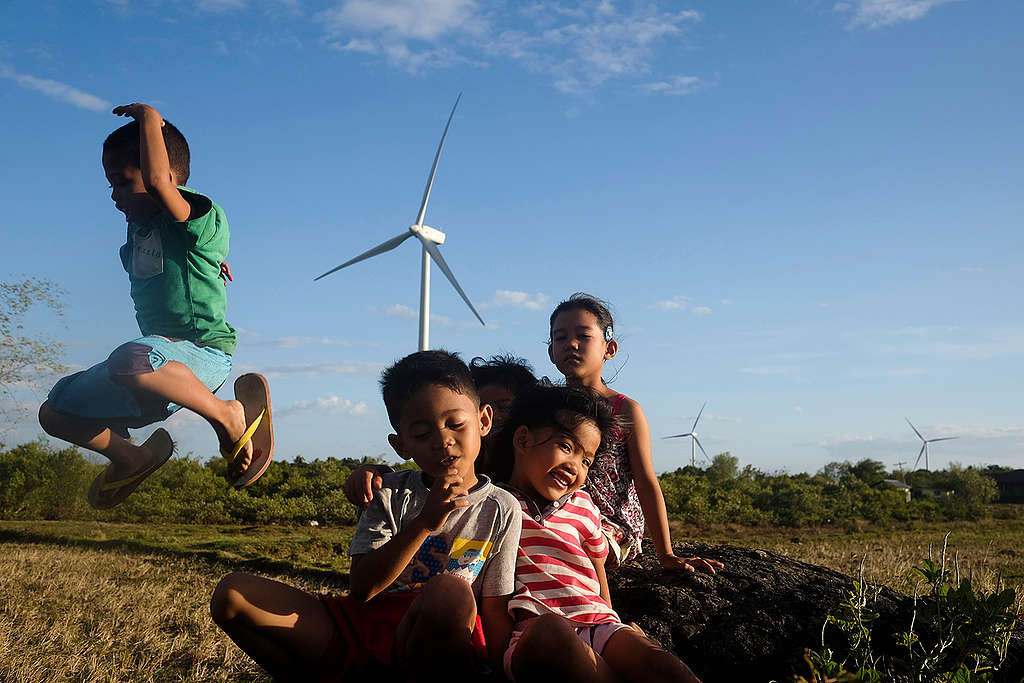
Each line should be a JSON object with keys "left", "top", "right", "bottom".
{"left": 218, "top": 399, "right": 254, "bottom": 480}
{"left": 218, "top": 373, "right": 274, "bottom": 488}
{"left": 88, "top": 428, "right": 175, "bottom": 509}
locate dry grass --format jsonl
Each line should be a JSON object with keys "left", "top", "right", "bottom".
{"left": 3, "top": 520, "right": 1023, "bottom": 681}
{"left": 673, "top": 519, "right": 1024, "bottom": 595}
{"left": 0, "top": 541, "right": 341, "bottom": 682}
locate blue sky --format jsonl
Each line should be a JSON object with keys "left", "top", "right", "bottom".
{"left": 1, "top": 0, "right": 1021, "bottom": 474}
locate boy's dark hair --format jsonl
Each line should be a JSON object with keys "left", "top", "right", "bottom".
{"left": 489, "top": 384, "right": 619, "bottom": 484}
{"left": 469, "top": 354, "right": 537, "bottom": 395}
{"left": 380, "top": 350, "right": 479, "bottom": 428}
{"left": 549, "top": 292, "right": 615, "bottom": 342}
{"left": 103, "top": 119, "right": 191, "bottom": 184}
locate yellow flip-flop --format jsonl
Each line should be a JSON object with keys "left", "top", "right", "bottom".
{"left": 223, "top": 373, "right": 274, "bottom": 488}
{"left": 88, "top": 428, "right": 174, "bottom": 509}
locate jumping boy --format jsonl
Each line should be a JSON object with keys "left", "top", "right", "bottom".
{"left": 210, "top": 350, "right": 522, "bottom": 680}
{"left": 38, "top": 103, "right": 273, "bottom": 508}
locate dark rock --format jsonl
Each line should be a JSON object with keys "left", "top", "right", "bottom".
{"left": 607, "top": 541, "right": 1024, "bottom": 682}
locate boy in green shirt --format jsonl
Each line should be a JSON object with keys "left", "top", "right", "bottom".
{"left": 38, "top": 102, "right": 273, "bottom": 508}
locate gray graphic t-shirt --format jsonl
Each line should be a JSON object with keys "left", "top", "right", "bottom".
{"left": 349, "top": 471, "right": 521, "bottom": 599}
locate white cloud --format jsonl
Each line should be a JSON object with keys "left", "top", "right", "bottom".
{"left": 317, "top": 2, "right": 704, "bottom": 93}
{"left": 236, "top": 328, "right": 353, "bottom": 348}
{"left": 196, "top": 0, "right": 246, "bottom": 12}
{"left": 652, "top": 296, "right": 711, "bottom": 315}
{"left": 638, "top": 74, "right": 702, "bottom": 95}
{"left": 834, "top": 0, "right": 964, "bottom": 29}
{"left": 372, "top": 303, "right": 417, "bottom": 320}
{"left": 485, "top": 290, "right": 549, "bottom": 311}
{"left": 320, "top": 0, "right": 484, "bottom": 70}
{"left": 652, "top": 295, "right": 690, "bottom": 311}
{"left": 321, "top": 0, "right": 481, "bottom": 41}
{"left": 278, "top": 395, "right": 373, "bottom": 419}
{"left": 252, "top": 360, "right": 385, "bottom": 380}
{"left": 0, "top": 65, "right": 111, "bottom": 112}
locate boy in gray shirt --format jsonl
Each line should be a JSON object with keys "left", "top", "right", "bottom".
{"left": 211, "top": 350, "right": 521, "bottom": 680}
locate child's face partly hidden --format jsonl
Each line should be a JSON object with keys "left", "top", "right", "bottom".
{"left": 478, "top": 384, "right": 516, "bottom": 434}
{"left": 509, "top": 412, "right": 602, "bottom": 503}
{"left": 549, "top": 309, "right": 616, "bottom": 381}
{"left": 388, "top": 384, "right": 492, "bottom": 487}
{"left": 102, "top": 153, "right": 162, "bottom": 224}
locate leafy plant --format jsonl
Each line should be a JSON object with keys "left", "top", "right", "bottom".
{"left": 798, "top": 534, "right": 1020, "bottom": 682}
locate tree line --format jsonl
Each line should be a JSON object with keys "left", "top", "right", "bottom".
{"left": 0, "top": 440, "right": 1008, "bottom": 526}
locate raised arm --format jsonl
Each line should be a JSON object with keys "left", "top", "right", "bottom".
{"left": 624, "top": 399, "right": 722, "bottom": 573}
{"left": 113, "top": 103, "right": 192, "bottom": 222}
{"left": 348, "top": 471, "right": 468, "bottom": 601}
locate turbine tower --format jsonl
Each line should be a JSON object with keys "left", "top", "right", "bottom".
{"left": 314, "top": 94, "right": 484, "bottom": 351}
{"left": 906, "top": 418, "right": 958, "bottom": 471}
{"left": 664, "top": 402, "right": 710, "bottom": 466}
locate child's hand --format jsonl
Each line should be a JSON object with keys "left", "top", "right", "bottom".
{"left": 344, "top": 464, "right": 391, "bottom": 508}
{"left": 219, "top": 262, "right": 233, "bottom": 286}
{"left": 112, "top": 103, "right": 164, "bottom": 124}
{"left": 659, "top": 553, "right": 723, "bottom": 574}
{"left": 417, "top": 470, "right": 469, "bottom": 531}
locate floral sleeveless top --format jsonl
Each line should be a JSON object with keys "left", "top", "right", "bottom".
{"left": 585, "top": 394, "right": 645, "bottom": 562}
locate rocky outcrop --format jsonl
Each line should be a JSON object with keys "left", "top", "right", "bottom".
{"left": 608, "top": 541, "right": 1024, "bottom": 682}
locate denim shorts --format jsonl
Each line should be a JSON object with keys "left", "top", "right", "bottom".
{"left": 47, "top": 335, "right": 232, "bottom": 437}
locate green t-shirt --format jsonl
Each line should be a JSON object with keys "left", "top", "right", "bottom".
{"left": 119, "top": 187, "right": 237, "bottom": 355}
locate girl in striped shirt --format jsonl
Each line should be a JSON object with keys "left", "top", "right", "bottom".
{"left": 492, "top": 385, "right": 703, "bottom": 683}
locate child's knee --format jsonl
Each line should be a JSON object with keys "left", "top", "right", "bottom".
{"left": 419, "top": 574, "right": 475, "bottom": 619}
{"left": 210, "top": 572, "right": 250, "bottom": 624}
{"left": 38, "top": 401, "right": 69, "bottom": 437}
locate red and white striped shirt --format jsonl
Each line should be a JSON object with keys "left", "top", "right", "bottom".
{"left": 508, "top": 489, "right": 620, "bottom": 625}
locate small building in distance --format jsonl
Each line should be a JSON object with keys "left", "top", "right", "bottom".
{"left": 992, "top": 470, "right": 1024, "bottom": 503}
{"left": 877, "top": 479, "right": 912, "bottom": 502}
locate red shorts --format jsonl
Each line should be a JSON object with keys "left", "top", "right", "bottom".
{"left": 320, "top": 592, "right": 488, "bottom": 677}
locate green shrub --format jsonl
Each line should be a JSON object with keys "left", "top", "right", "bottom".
{"left": 798, "top": 534, "right": 1020, "bottom": 682}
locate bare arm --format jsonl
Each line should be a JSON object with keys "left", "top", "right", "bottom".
{"left": 592, "top": 551, "right": 611, "bottom": 605}
{"left": 625, "top": 399, "right": 723, "bottom": 573}
{"left": 480, "top": 595, "right": 513, "bottom": 671}
{"left": 348, "top": 472, "right": 468, "bottom": 601}
{"left": 113, "top": 103, "right": 192, "bottom": 222}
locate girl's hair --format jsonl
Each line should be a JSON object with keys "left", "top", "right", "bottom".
{"left": 469, "top": 354, "right": 537, "bottom": 395}
{"left": 489, "top": 384, "right": 619, "bottom": 483}
{"left": 548, "top": 292, "right": 615, "bottom": 342}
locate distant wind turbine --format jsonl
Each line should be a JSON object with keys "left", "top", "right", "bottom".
{"left": 906, "top": 418, "right": 958, "bottom": 471}
{"left": 314, "top": 94, "right": 484, "bottom": 351}
{"left": 664, "top": 402, "right": 710, "bottom": 466}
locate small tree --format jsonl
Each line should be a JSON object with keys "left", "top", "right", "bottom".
{"left": 0, "top": 278, "right": 66, "bottom": 432}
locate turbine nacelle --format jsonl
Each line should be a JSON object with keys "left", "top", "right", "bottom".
{"left": 410, "top": 224, "right": 446, "bottom": 245}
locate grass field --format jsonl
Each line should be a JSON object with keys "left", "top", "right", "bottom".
{"left": 2, "top": 519, "right": 1023, "bottom": 681}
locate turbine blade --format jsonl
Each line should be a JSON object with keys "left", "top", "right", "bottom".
{"left": 418, "top": 238, "right": 485, "bottom": 326}
{"left": 415, "top": 93, "right": 462, "bottom": 228}
{"left": 905, "top": 417, "right": 925, "bottom": 441}
{"left": 912, "top": 443, "right": 926, "bottom": 470}
{"left": 694, "top": 436, "right": 710, "bottom": 463}
{"left": 928, "top": 436, "right": 959, "bottom": 443}
{"left": 663, "top": 432, "right": 693, "bottom": 440}
{"left": 691, "top": 402, "right": 707, "bottom": 432}
{"left": 314, "top": 232, "right": 412, "bottom": 281}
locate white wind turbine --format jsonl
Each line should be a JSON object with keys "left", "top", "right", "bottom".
{"left": 314, "top": 94, "right": 484, "bottom": 351}
{"left": 906, "top": 418, "right": 959, "bottom": 471}
{"left": 664, "top": 402, "right": 710, "bottom": 466}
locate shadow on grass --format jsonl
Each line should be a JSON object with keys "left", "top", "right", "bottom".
{"left": 0, "top": 528, "right": 350, "bottom": 590}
